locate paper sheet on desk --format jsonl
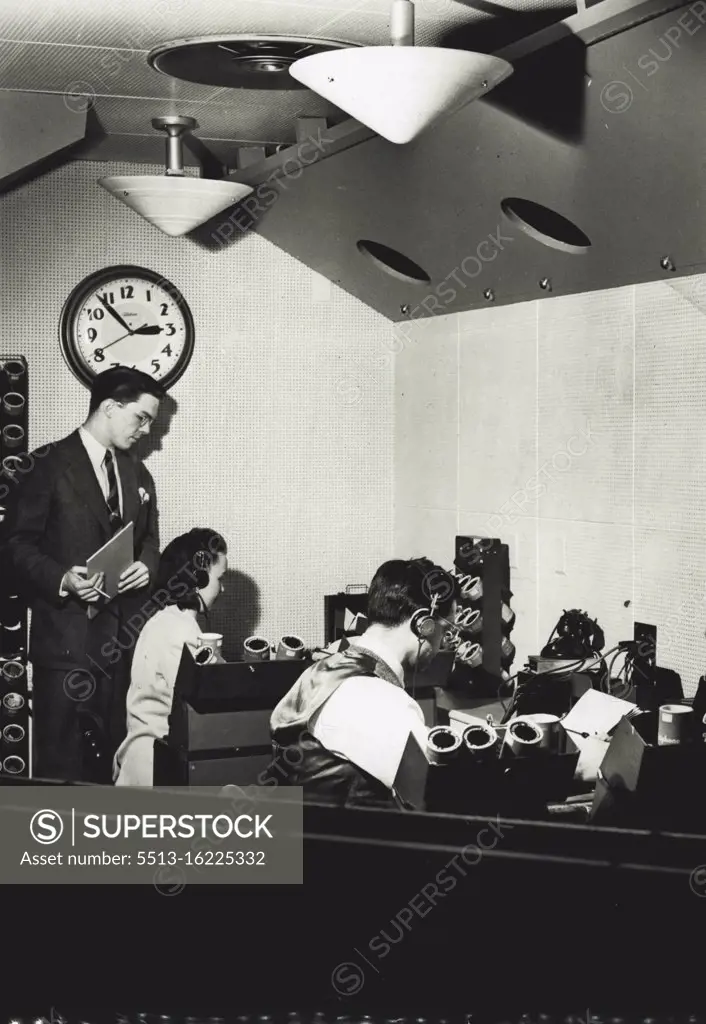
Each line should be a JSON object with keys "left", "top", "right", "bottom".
{"left": 562, "top": 689, "right": 636, "bottom": 783}
{"left": 563, "top": 689, "right": 635, "bottom": 740}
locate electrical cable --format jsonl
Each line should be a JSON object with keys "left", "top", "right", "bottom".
{"left": 544, "top": 623, "right": 558, "bottom": 650}
{"left": 497, "top": 673, "right": 517, "bottom": 714}
{"left": 612, "top": 649, "right": 634, "bottom": 699}
{"left": 410, "top": 637, "right": 424, "bottom": 699}
{"left": 196, "top": 589, "right": 210, "bottom": 629}
{"left": 605, "top": 649, "right": 622, "bottom": 690}
{"left": 497, "top": 644, "right": 622, "bottom": 719}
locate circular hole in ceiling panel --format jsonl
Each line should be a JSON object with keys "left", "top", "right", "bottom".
{"left": 148, "top": 36, "right": 358, "bottom": 91}
{"left": 500, "top": 197, "right": 591, "bottom": 254}
{"left": 357, "top": 240, "right": 432, "bottom": 285}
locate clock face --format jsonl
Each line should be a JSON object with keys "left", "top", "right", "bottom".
{"left": 60, "top": 265, "right": 195, "bottom": 390}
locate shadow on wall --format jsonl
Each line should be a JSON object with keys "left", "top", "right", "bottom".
{"left": 128, "top": 391, "right": 177, "bottom": 551}
{"left": 443, "top": 21, "right": 586, "bottom": 145}
{"left": 440, "top": 5, "right": 576, "bottom": 54}
{"left": 189, "top": 202, "right": 263, "bottom": 253}
{"left": 136, "top": 391, "right": 178, "bottom": 461}
{"left": 210, "top": 568, "right": 262, "bottom": 661}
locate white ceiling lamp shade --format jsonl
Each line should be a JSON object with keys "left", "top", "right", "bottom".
{"left": 98, "top": 116, "right": 253, "bottom": 236}
{"left": 99, "top": 175, "right": 252, "bottom": 237}
{"left": 289, "top": 0, "right": 513, "bottom": 145}
{"left": 290, "top": 47, "right": 512, "bottom": 145}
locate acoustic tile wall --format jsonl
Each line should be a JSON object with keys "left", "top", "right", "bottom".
{"left": 1, "top": 159, "right": 393, "bottom": 658}
{"left": 394, "top": 273, "right": 706, "bottom": 697}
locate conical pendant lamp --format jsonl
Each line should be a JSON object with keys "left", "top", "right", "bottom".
{"left": 289, "top": 0, "right": 513, "bottom": 145}
{"left": 98, "top": 116, "right": 253, "bottom": 236}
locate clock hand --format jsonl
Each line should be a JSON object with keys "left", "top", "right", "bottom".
{"left": 98, "top": 331, "right": 132, "bottom": 353}
{"left": 95, "top": 324, "right": 160, "bottom": 355}
{"left": 98, "top": 295, "right": 133, "bottom": 334}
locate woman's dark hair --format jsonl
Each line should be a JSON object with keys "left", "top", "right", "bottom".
{"left": 155, "top": 528, "right": 227, "bottom": 612}
{"left": 367, "top": 558, "right": 458, "bottom": 626}
{"left": 88, "top": 366, "right": 165, "bottom": 414}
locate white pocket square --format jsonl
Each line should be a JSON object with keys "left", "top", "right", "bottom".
{"left": 138, "top": 487, "right": 150, "bottom": 504}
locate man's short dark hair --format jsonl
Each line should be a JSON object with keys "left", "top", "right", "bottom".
{"left": 367, "top": 558, "right": 458, "bottom": 627}
{"left": 88, "top": 366, "right": 165, "bottom": 414}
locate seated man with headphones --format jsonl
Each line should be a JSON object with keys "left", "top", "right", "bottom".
{"left": 113, "top": 528, "right": 228, "bottom": 786}
{"left": 269, "top": 558, "right": 458, "bottom": 805}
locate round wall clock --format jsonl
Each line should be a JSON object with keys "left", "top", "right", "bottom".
{"left": 59, "top": 265, "right": 195, "bottom": 389}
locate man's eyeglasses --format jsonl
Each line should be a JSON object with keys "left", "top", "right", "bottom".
{"left": 118, "top": 402, "right": 154, "bottom": 428}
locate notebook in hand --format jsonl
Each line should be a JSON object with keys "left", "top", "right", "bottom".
{"left": 85, "top": 520, "right": 134, "bottom": 619}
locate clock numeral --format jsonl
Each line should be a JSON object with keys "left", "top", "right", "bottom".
{"left": 87, "top": 328, "right": 98, "bottom": 342}
{"left": 99, "top": 291, "right": 115, "bottom": 306}
{"left": 161, "top": 344, "right": 173, "bottom": 357}
{"left": 94, "top": 349, "right": 105, "bottom": 363}
{"left": 151, "top": 360, "right": 161, "bottom": 375}
{"left": 111, "top": 362, "right": 121, "bottom": 368}
{"left": 146, "top": 289, "right": 152, "bottom": 302}
{"left": 160, "top": 303, "right": 169, "bottom": 316}
{"left": 87, "top": 308, "right": 104, "bottom": 321}
{"left": 120, "top": 285, "right": 134, "bottom": 300}
{"left": 165, "top": 323, "right": 176, "bottom": 337}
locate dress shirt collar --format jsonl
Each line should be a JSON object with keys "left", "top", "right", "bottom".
{"left": 79, "top": 425, "right": 115, "bottom": 472}
{"left": 349, "top": 632, "right": 405, "bottom": 686}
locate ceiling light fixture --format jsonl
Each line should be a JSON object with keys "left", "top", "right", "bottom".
{"left": 98, "top": 115, "right": 253, "bottom": 236}
{"left": 289, "top": 0, "right": 513, "bottom": 145}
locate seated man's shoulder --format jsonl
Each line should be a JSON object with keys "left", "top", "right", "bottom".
{"left": 342, "top": 673, "right": 407, "bottom": 699}
{"left": 327, "top": 641, "right": 375, "bottom": 664}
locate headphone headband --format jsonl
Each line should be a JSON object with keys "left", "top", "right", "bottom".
{"left": 408, "top": 563, "right": 445, "bottom": 641}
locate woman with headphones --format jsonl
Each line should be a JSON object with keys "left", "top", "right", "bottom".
{"left": 113, "top": 528, "right": 228, "bottom": 786}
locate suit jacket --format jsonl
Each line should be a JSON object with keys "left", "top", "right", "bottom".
{"left": 5, "top": 430, "right": 159, "bottom": 671}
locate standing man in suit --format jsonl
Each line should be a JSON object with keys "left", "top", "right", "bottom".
{"left": 6, "top": 367, "right": 164, "bottom": 782}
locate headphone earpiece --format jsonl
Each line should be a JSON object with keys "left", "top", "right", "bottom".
{"left": 410, "top": 587, "right": 442, "bottom": 641}
{"left": 410, "top": 608, "right": 438, "bottom": 641}
{"left": 192, "top": 549, "right": 212, "bottom": 591}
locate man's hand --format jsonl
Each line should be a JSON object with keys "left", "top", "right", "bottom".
{"left": 63, "top": 566, "right": 105, "bottom": 603}
{"left": 118, "top": 561, "right": 150, "bottom": 593}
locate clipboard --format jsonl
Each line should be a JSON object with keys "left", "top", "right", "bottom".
{"left": 86, "top": 521, "right": 134, "bottom": 619}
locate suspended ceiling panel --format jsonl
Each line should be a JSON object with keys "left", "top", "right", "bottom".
{"left": 0, "top": 42, "right": 345, "bottom": 151}
{"left": 241, "top": 2, "right": 706, "bottom": 319}
{"left": 0, "top": 0, "right": 576, "bottom": 49}
{"left": 0, "top": 0, "right": 576, "bottom": 151}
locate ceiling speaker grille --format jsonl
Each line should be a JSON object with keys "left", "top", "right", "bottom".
{"left": 148, "top": 36, "right": 358, "bottom": 91}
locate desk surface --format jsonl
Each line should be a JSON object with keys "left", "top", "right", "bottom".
{"left": 436, "top": 688, "right": 507, "bottom": 724}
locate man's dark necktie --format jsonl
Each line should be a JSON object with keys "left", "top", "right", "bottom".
{"left": 103, "top": 449, "right": 123, "bottom": 534}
